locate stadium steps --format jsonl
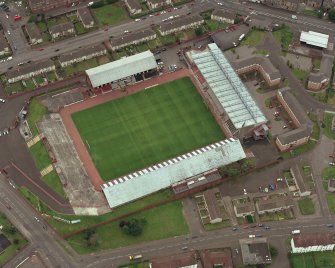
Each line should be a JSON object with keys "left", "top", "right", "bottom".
{"left": 225, "top": 119, "right": 237, "bottom": 135}
{"left": 40, "top": 164, "right": 54, "bottom": 177}
{"left": 27, "top": 134, "right": 44, "bottom": 148}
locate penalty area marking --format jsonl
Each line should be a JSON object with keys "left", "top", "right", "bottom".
{"left": 145, "top": 84, "right": 158, "bottom": 90}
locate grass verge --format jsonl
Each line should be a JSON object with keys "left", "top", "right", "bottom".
{"left": 19, "top": 187, "right": 173, "bottom": 236}
{"left": 297, "top": 197, "right": 315, "bottom": 215}
{"left": 26, "top": 98, "right": 48, "bottom": 136}
{"left": 0, "top": 213, "right": 28, "bottom": 265}
{"left": 67, "top": 201, "right": 189, "bottom": 254}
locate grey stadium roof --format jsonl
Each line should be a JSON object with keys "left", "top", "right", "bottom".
{"left": 191, "top": 43, "right": 266, "bottom": 129}
{"left": 102, "top": 138, "right": 246, "bottom": 208}
{"left": 86, "top": 50, "right": 157, "bottom": 88}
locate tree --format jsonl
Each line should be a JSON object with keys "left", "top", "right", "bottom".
{"left": 91, "top": 0, "right": 105, "bottom": 8}
{"left": 84, "top": 228, "right": 95, "bottom": 241}
{"left": 120, "top": 218, "right": 146, "bottom": 236}
{"left": 195, "top": 27, "right": 203, "bottom": 37}
{"left": 329, "top": 8, "right": 335, "bottom": 21}
{"left": 226, "top": 167, "right": 240, "bottom": 178}
{"left": 106, "top": 0, "right": 118, "bottom": 3}
{"left": 13, "top": 239, "right": 20, "bottom": 245}
{"left": 3, "top": 226, "right": 17, "bottom": 235}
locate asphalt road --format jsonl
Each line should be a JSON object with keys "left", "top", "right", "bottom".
{"left": 0, "top": 174, "right": 77, "bottom": 268}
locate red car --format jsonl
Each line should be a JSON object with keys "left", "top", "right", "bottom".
{"left": 155, "top": 13, "right": 160, "bottom": 16}
{"left": 5, "top": 202, "right": 11, "bottom": 209}
{"left": 14, "top": 15, "right": 22, "bottom": 21}
{"left": 38, "top": 48, "right": 44, "bottom": 51}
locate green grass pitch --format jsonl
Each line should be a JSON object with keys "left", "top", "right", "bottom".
{"left": 72, "top": 77, "right": 225, "bottom": 181}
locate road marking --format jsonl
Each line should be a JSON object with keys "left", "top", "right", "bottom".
{"left": 15, "top": 256, "right": 29, "bottom": 268}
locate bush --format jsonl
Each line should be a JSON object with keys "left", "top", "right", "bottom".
{"left": 195, "top": 27, "right": 203, "bottom": 36}
{"left": 329, "top": 8, "right": 335, "bottom": 21}
{"left": 106, "top": 0, "right": 118, "bottom": 3}
{"left": 28, "top": 15, "right": 37, "bottom": 23}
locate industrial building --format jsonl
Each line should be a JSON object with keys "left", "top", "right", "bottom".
{"left": 190, "top": 43, "right": 267, "bottom": 136}
{"left": 300, "top": 31, "right": 329, "bottom": 49}
{"left": 86, "top": 50, "right": 158, "bottom": 89}
{"left": 102, "top": 138, "right": 246, "bottom": 208}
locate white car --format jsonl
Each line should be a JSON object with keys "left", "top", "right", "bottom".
{"left": 161, "top": 10, "right": 166, "bottom": 14}
{"left": 0, "top": 99, "right": 5, "bottom": 103}
{"left": 249, "top": 235, "right": 255, "bottom": 238}
{"left": 243, "top": 188, "right": 247, "bottom": 195}
{"left": 124, "top": 30, "right": 129, "bottom": 33}
{"left": 276, "top": 178, "right": 283, "bottom": 182}
{"left": 7, "top": 30, "right": 10, "bottom": 35}
{"left": 217, "top": 2, "right": 223, "bottom": 5}
{"left": 135, "top": 18, "right": 140, "bottom": 22}
{"left": 149, "top": 14, "right": 154, "bottom": 17}
{"left": 329, "top": 162, "right": 335, "bottom": 166}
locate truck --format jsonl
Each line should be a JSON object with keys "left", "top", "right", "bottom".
{"left": 129, "top": 255, "right": 142, "bottom": 261}
{"left": 292, "top": 230, "right": 300, "bottom": 234}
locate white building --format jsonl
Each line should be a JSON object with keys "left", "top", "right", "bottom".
{"left": 291, "top": 233, "right": 335, "bottom": 253}
{"left": 300, "top": 31, "right": 329, "bottom": 49}
{"left": 86, "top": 50, "right": 157, "bottom": 88}
{"left": 102, "top": 138, "right": 246, "bottom": 208}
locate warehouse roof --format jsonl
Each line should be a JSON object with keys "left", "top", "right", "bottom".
{"left": 102, "top": 138, "right": 246, "bottom": 208}
{"left": 59, "top": 44, "right": 106, "bottom": 64}
{"left": 160, "top": 15, "right": 204, "bottom": 33}
{"left": 86, "top": 50, "right": 157, "bottom": 88}
{"left": 191, "top": 43, "right": 266, "bottom": 129}
{"left": 25, "top": 23, "right": 42, "bottom": 41}
{"left": 111, "top": 29, "right": 156, "bottom": 48}
{"left": 300, "top": 31, "right": 329, "bottom": 48}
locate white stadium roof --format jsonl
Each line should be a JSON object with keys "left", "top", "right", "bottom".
{"left": 300, "top": 31, "right": 329, "bottom": 49}
{"left": 102, "top": 138, "right": 246, "bottom": 208}
{"left": 191, "top": 43, "right": 266, "bottom": 129}
{"left": 86, "top": 50, "right": 157, "bottom": 88}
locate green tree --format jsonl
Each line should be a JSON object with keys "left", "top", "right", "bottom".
{"left": 106, "top": 0, "right": 118, "bottom": 3}
{"left": 195, "top": 27, "right": 203, "bottom": 36}
{"left": 226, "top": 168, "right": 240, "bottom": 178}
{"left": 91, "top": 0, "right": 105, "bottom": 8}
{"left": 3, "top": 226, "right": 17, "bottom": 235}
{"left": 329, "top": 9, "right": 335, "bottom": 21}
{"left": 13, "top": 239, "right": 20, "bottom": 245}
{"left": 120, "top": 218, "right": 146, "bottom": 236}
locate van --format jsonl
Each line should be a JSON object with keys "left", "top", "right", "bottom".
{"left": 292, "top": 230, "right": 300, "bottom": 234}
{"left": 239, "top": 34, "right": 245, "bottom": 41}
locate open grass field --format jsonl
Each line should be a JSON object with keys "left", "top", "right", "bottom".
{"left": 92, "top": 3, "right": 128, "bottom": 26}
{"left": 297, "top": 197, "right": 315, "bottom": 215}
{"left": 72, "top": 77, "right": 225, "bottom": 180}
{"left": 67, "top": 200, "right": 189, "bottom": 253}
{"left": 289, "top": 251, "right": 335, "bottom": 268}
{"left": 323, "top": 112, "right": 335, "bottom": 140}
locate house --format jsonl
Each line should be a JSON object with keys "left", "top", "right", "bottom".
{"left": 146, "top": 0, "right": 172, "bottom": 10}
{"left": 233, "top": 198, "right": 255, "bottom": 217}
{"left": 240, "top": 237, "right": 272, "bottom": 265}
{"left": 28, "top": 0, "right": 83, "bottom": 13}
{"left": 256, "top": 195, "right": 294, "bottom": 214}
{"left": 59, "top": 44, "right": 107, "bottom": 67}
{"left": 328, "top": 179, "right": 335, "bottom": 192}
{"left": 291, "top": 233, "right": 335, "bottom": 253}
{"left": 201, "top": 249, "right": 233, "bottom": 268}
{"left": 307, "top": 54, "right": 334, "bottom": 91}
{"left": 124, "top": 0, "right": 142, "bottom": 14}
{"left": 49, "top": 22, "right": 75, "bottom": 39}
{"left": 233, "top": 55, "right": 281, "bottom": 87}
{"left": 203, "top": 189, "right": 222, "bottom": 224}
{"left": 0, "top": 34, "right": 10, "bottom": 56}
{"left": 263, "top": 0, "right": 299, "bottom": 11}
{"left": 211, "top": 9, "right": 235, "bottom": 24}
{"left": 150, "top": 252, "right": 198, "bottom": 267}
{"left": 7, "top": 59, "right": 55, "bottom": 83}
{"left": 77, "top": 7, "right": 95, "bottom": 29}
{"left": 159, "top": 15, "right": 204, "bottom": 36}
{"left": 110, "top": 29, "right": 156, "bottom": 51}
{"left": 25, "top": 23, "right": 43, "bottom": 45}
{"left": 0, "top": 233, "right": 11, "bottom": 254}
{"left": 290, "top": 165, "right": 311, "bottom": 196}
{"left": 276, "top": 88, "right": 313, "bottom": 152}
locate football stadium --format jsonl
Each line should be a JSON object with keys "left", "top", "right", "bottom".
{"left": 72, "top": 77, "right": 225, "bottom": 181}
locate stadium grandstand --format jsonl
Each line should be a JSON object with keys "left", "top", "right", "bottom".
{"left": 102, "top": 138, "right": 246, "bottom": 208}
{"left": 86, "top": 50, "right": 158, "bottom": 89}
{"left": 190, "top": 43, "right": 267, "bottom": 136}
